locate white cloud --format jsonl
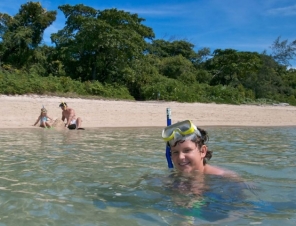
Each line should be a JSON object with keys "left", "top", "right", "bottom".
{"left": 121, "top": 2, "right": 197, "bottom": 17}
{"left": 267, "top": 4, "right": 296, "bottom": 16}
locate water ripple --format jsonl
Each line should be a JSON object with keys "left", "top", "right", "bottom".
{"left": 0, "top": 127, "right": 296, "bottom": 225}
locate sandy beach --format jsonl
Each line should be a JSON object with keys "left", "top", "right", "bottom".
{"left": 1, "top": 94, "right": 296, "bottom": 129}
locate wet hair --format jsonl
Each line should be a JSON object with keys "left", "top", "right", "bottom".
{"left": 167, "top": 127, "right": 213, "bottom": 165}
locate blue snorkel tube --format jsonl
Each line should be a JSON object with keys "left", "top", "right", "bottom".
{"left": 166, "top": 108, "right": 174, "bottom": 168}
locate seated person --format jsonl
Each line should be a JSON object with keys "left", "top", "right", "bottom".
{"left": 59, "top": 102, "right": 83, "bottom": 130}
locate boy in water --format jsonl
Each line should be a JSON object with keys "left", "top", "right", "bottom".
{"left": 162, "top": 120, "right": 236, "bottom": 176}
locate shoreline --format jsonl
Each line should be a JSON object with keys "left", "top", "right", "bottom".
{"left": 1, "top": 94, "right": 296, "bottom": 129}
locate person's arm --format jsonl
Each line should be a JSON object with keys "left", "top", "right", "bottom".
{"left": 61, "top": 112, "right": 65, "bottom": 122}
{"left": 33, "top": 116, "right": 41, "bottom": 126}
{"left": 66, "top": 109, "right": 76, "bottom": 126}
{"left": 47, "top": 115, "right": 53, "bottom": 121}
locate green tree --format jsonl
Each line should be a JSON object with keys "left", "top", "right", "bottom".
{"left": 243, "top": 54, "right": 286, "bottom": 99}
{"left": 271, "top": 36, "right": 296, "bottom": 66}
{"left": 158, "top": 55, "right": 197, "bottom": 84}
{"left": 204, "top": 49, "right": 262, "bottom": 87}
{"left": 0, "top": 1, "right": 56, "bottom": 68}
{"left": 283, "top": 68, "right": 296, "bottom": 89}
{"left": 51, "top": 4, "right": 154, "bottom": 82}
{"left": 146, "top": 39, "right": 210, "bottom": 65}
{"left": 121, "top": 54, "right": 162, "bottom": 100}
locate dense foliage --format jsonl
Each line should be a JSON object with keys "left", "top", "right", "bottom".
{"left": 1, "top": 2, "right": 296, "bottom": 105}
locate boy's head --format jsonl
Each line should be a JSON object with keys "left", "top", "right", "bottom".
{"left": 59, "top": 102, "right": 67, "bottom": 109}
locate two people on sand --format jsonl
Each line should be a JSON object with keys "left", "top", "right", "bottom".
{"left": 33, "top": 102, "right": 83, "bottom": 130}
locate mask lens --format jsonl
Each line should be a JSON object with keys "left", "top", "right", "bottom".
{"left": 162, "top": 120, "right": 193, "bottom": 141}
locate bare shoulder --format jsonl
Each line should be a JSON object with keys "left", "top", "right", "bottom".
{"left": 67, "top": 108, "right": 75, "bottom": 113}
{"left": 205, "top": 165, "right": 238, "bottom": 178}
{"left": 204, "top": 165, "right": 225, "bottom": 176}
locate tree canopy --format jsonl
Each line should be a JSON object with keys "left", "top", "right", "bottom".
{"left": 51, "top": 4, "right": 154, "bottom": 82}
{"left": 0, "top": 2, "right": 296, "bottom": 105}
{"left": 0, "top": 1, "right": 56, "bottom": 68}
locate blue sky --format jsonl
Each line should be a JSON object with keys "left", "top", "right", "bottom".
{"left": 1, "top": 0, "right": 296, "bottom": 65}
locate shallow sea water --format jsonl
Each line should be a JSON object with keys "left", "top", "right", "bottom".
{"left": 0, "top": 126, "right": 296, "bottom": 225}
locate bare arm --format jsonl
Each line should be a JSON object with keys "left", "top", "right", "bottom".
{"left": 204, "top": 164, "right": 239, "bottom": 178}
{"left": 66, "top": 109, "right": 76, "bottom": 126}
{"left": 33, "top": 116, "right": 41, "bottom": 126}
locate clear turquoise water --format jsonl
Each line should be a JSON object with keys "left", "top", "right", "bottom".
{"left": 0, "top": 127, "right": 296, "bottom": 225}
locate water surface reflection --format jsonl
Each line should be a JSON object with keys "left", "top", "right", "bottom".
{"left": 0, "top": 127, "right": 296, "bottom": 225}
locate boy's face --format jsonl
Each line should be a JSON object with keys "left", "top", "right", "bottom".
{"left": 170, "top": 140, "right": 206, "bottom": 173}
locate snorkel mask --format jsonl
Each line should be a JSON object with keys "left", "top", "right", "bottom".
{"left": 162, "top": 120, "right": 202, "bottom": 147}
{"left": 41, "top": 107, "right": 47, "bottom": 113}
{"left": 59, "top": 102, "right": 67, "bottom": 109}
